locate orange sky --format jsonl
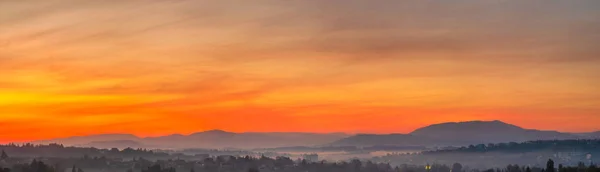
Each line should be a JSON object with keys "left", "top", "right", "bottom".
{"left": 1, "top": 0, "right": 599, "bottom": 143}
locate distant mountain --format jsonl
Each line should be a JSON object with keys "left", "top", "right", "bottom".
{"left": 576, "top": 131, "right": 600, "bottom": 138}
{"left": 144, "top": 130, "right": 349, "bottom": 149}
{"left": 31, "top": 130, "right": 349, "bottom": 149}
{"left": 32, "top": 134, "right": 140, "bottom": 146}
{"left": 78, "top": 140, "right": 146, "bottom": 149}
{"left": 30, "top": 121, "right": 594, "bottom": 149}
{"left": 330, "top": 120, "right": 583, "bottom": 147}
{"left": 330, "top": 134, "right": 435, "bottom": 146}
{"left": 410, "top": 120, "right": 579, "bottom": 145}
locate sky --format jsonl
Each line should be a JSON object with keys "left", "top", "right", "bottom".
{"left": 0, "top": 0, "right": 599, "bottom": 142}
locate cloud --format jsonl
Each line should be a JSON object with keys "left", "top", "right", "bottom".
{"left": 0, "top": 0, "right": 599, "bottom": 140}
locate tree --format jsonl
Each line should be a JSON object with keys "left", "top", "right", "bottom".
{"left": 589, "top": 163, "right": 598, "bottom": 172}
{"left": 110, "top": 148, "right": 119, "bottom": 153}
{"left": 453, "top": 163, "right": 463, "bottom": 172}
{"left": 351, "top": 159, "right": 362, "bottom": 171}
{"left": 26, "top": 160, "right": 56, "bottom": 172}
{"left": 142, "top": 165, "right": 162, "bottom": 172}
{"left": 526, "top": 167, "right": 532, "bottom": 172}
{"left": 0, "top": 150, "right": 8, "bottom": 160}
{"left": 558, "top": 164, "right": 564, "bottom": 172}
{"left": 547, "top": 159, "right": 555, "bottom": 172}
{"left": 72, "top": 165, "right": 77, "bottom": 172}
{"left": 248, "top": 168, "right": 260, "bottom": 172}
{"left": 507, "top": 164, "right": 521, "bottom": 172}
{"left": 142, "top": 164, "right": 175, "bottom": 172}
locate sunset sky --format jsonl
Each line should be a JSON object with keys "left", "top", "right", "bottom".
{"left": 1, "top": 0, "right": 599, "bottom": 143}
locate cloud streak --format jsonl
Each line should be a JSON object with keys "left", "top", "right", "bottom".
{"left": 0, "top": 0, "right": 599, "bottom": 142}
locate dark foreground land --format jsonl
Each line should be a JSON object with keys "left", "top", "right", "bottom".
{"left": 0, "top": 139, "right": 599, "bottom": 172}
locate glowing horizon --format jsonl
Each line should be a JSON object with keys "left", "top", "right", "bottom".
{"left": 1, "top": 0, "right": 599, "bottom": 143}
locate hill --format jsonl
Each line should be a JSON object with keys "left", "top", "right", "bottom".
{"left": 31, "top": 121, "right": 596, "bottom": 149}
{"left": 424, "top": 139, "right": 600, "bottom": 154}
{"left": 410, "top": 120, "right": 579, "bottom": 145}
{"left": 330, "top": 120, "right": 582, "bottom": 147}
{"left": 31, "top": 130, "right": 349, "bottom": 149}
{"left": 77, "top": 140, "right": 146, "bottom": 149}
{"left": 143, "top": 130, "right": 349, "bottom": 149}
{"left": 576, "top": 131, "right": 600, "bottom": 138}
{"left": 329, "top": 134, "right": 435, "bottom": 147}
{"left": 32, "top": 134, "right": 140, "bottom": 146}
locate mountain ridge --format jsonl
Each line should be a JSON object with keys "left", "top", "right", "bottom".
{"left": 28, "top": 120, "right": 598, "bottom": 149}
{"left": 331, "top": 120, "right": 590, "bottom": 147}
{"left": 30, "top": 130, "right": 349, "bottom": 149}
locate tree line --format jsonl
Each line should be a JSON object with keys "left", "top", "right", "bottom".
{"left": 1, "top": 148, "right": 599, "bottom": 172}
{"left": 425, "top": 140, "right": 600, "bottom": 154}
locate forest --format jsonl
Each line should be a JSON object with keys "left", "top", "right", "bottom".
{"left": 0, "top": 139, "right": 599, "bottom": 172}
{"left": 424, "top": 140, "right": 600, "bottom": 154}
{"left": 373, "top": 140, "right": 599, "bottom": 168}
{"left": 1, "top": 151, "right": 599, "bottom": 172}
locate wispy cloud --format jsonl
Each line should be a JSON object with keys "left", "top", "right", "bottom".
{"left": 0, "top": 0, "right": 599, "bottom": 141}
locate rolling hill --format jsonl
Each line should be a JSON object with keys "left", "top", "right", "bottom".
{"left": 33, "top": 134, "right": 141, "bottom": 146}
{"left": 410, "top": 120, "right": 579, "bottom": 145}
{"left": 78, "top": 140, "right": 146, "bottom": 149}
{"left": 329, "top": 134, "right": 435, "bottom": 146}
{"left": 329, "top": 120, "right": 585, "bottom": 147}
{"left": 31, "top": 130, "right": 348, "bottom": 149}
{"left": 30, "top": 121, "right": 597, "bottom": 149}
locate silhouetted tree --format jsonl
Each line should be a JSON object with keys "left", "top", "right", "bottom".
{"left": 452, "top": 163, "right": 463, "bottom": 172}
{"left": 142, "top": 164, "right": 175, "bottom": 172}
{"left": 0, "top": 150, "right": 7, "bottom": 160}
{"left": 15, "top": 159, "right": 56, "bottom": 172}
{"left": 547, "top": 159, "right": 555, "bottom": 172}
{"left": 484, "top": 169, "right": 495, "bottom": 172}
{"left": 589, "top": 164, "right": 598, "bottom": 172}
{"left": 507, "top": 164, "right": 522, "bottom": 172}
{"left": 142, "top": 164, "right": 161, "bottom": 172}
{"left": 559, "top": 164, "right": 564, "bottom": 172}
{"left": 248, "top": 168, "right": 259, "bottom": 172}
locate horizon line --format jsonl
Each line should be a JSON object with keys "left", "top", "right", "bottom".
{"left": 13, "top": 120, "right": 599, "bottom": 144}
